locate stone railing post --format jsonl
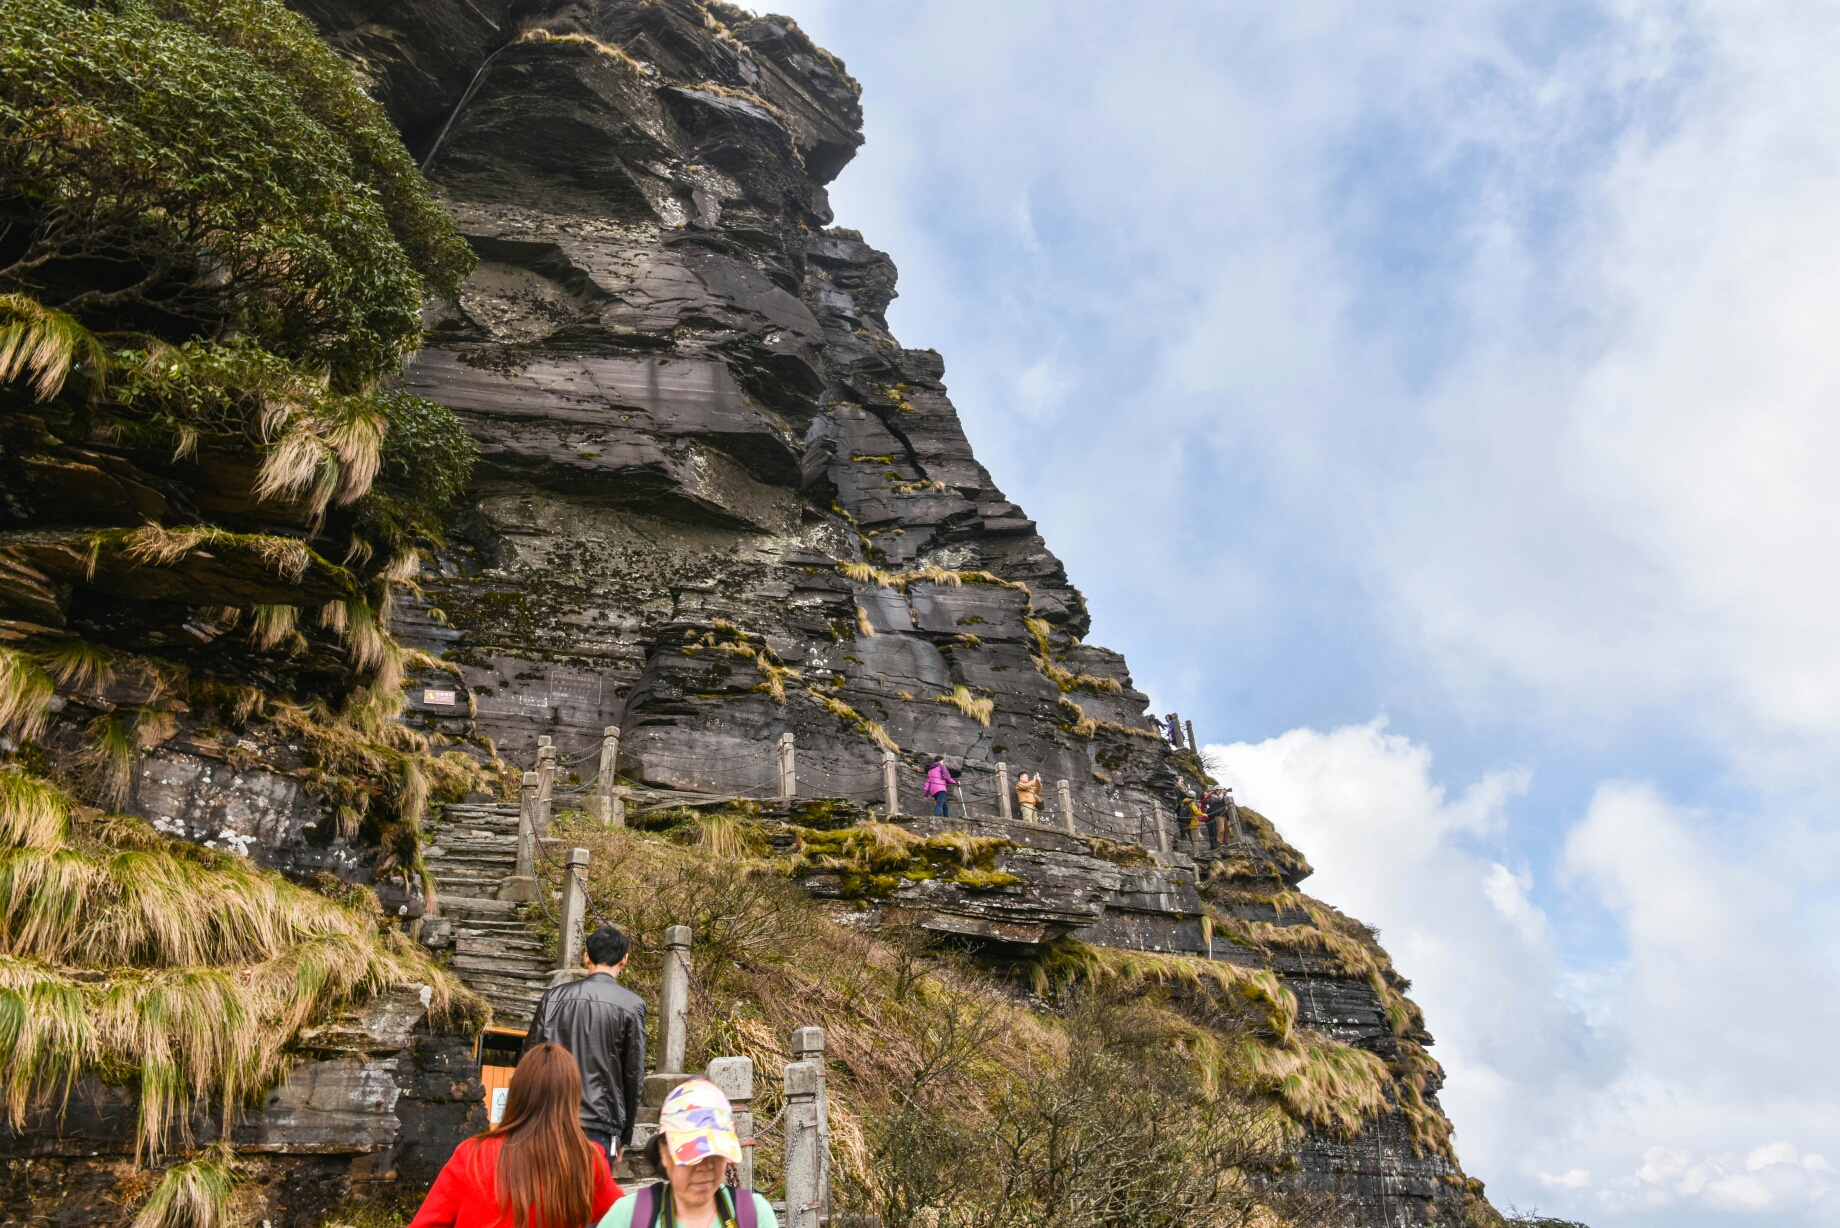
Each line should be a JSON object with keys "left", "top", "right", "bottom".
{"left": 556, "top": 847, "right": 590, "bottom": 972}
{"left": 1057, "top": 779, "right": 1074, "bottom": 834}
{"left": 791, "top": 1027, "right": 830, "bottom": 1216}
{"left": 707, "top": 1056, "right": 755, "bottom": 1191}
{"left": 781, "top": 1057, "right": 823, "bottom": 1228}
{"left": 499, "top": 771, "right": 540, "bottom": 902}
{"left": 1185, "top": 719, "right": 1198, "bottom": 754}
{"left": 997, "top": 762, "right": 1012, "bottom": 823}
{"left": 591, "top": 725, "right": 622, "bottom": 825}
{"left": 536, "top": 745, "right": 557, "bottom": 835}
{"left": 882, "top": 750, "right": 899, "bottom": 818}
{"left": 658, "top": 925, "right": 692, "bottom": 1075}
{"left": 779, "top": 732, "right": 797, "bottom": 801}
{"left": 1152, "top": 798, "right": 1170, "bottom": 854}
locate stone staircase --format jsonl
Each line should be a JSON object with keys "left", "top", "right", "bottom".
{"left": 422, "top": 801, "right": 555, "bottom": 1027}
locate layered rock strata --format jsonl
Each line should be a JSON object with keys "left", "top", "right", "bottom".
{"left": 285, "top": 2, "right": 1486, "bottom": 1223}
{"left": 0, "top": 2, "right": 1492, "bottom": 1223}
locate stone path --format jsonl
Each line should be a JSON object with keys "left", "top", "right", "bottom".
{"left": 422, "top": 801, "right": 555, "bottom": 1027}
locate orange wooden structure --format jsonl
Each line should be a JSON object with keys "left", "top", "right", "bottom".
{"left": 476, "top": 1027, "right": 526, "bottom": 1123}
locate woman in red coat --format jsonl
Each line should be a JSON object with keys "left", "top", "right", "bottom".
{"left": 409, "top": 1043, "right": 623, "bottom": 1228}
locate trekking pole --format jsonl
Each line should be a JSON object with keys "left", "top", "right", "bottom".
{"left": 957, "top": 783, "right": 969, "bottom": 819}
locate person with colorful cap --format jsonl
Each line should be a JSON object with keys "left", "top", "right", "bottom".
{"left": 596, "top": 1078, "right": 776, "bottom": 1228}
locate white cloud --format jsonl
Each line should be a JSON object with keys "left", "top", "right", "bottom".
{"left": 1609, "top": 1143, "right": 1840, "bottom": 1217}
{"left": 1541, "top": 1169, "right": 1592, "bottom": 1190}
{"left": 1218, "top": 725, "right": 1840, "bottom": 1223}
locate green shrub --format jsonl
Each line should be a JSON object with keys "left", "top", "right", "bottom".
{"left": 0, "top": 0, "right": 471, "bottom": 384}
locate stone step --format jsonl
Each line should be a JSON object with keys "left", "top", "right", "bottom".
{"left": 459, "top": 961, "right": 553, "bottom": 984}
{"left": 435, "top": 884, "right": 512, "bottom": 901}
{"left": 457, "top": 934, "right": 547, "bottom": 956}
{"left": 480, "top": 985, "right": 545, "bottom": 1005}
{"left": 438, "top": 896, "right": 522, "bottom": 920}
{"left": 481, "top": 989, "right": 544, "bottom": 1012}
{"left": 427, "top": 853, "right": 519, "bottom": 871}
{"left": 460, "top": 972, "right": 552, "bottom": 1001}
{"left": 453, "top": 927, "right": 547, "bottom": 949}
{"left": 452, "top": 949, "right": 552, "bottom": 973}
{"left": 432, "top": 827, "right": 520, "bottom": 842}
{"left": 432, "top": 853, "right": 514, "bottom": 868}
{"left": 458, "top": 962, "right": 554, "bottom": 987}
{"left": 434, "top": 871, "right": 511, "bottom": 888}
{"left": 454, "top": 949, "right": 551, "bottom": 974}
{"left": 427, "top": 838, "right": 519, "bottom": 854}
{"left": 466, "top": 973, "right": 556, "bottom": 1000}
{"left": 435, "top": 885, "right": 505, "bottom": 901}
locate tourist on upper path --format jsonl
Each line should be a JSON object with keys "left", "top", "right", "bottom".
{"left": 924, "top": 756, "right": 957, "bottom": 817}
{"left": 524, "top": 924, "right": 647, "bottom": 1167}
{"left": 1181, "top": 793, "right": 1205, "bottom": 846}
{"left": 597, "top": 1078, "right": 777, "bottom": 1228}
{"left": 1202, "top": 787, "right": 1229, "bottom": 850}
{"left": 408, "top": 1043, "right": 622, "bottom": 1228}
{"left": 1165, "top": 713, "right": 1182, "bottom": 746}
{"left": 1015, "top": 771, "right": 1042, "bottom": 824}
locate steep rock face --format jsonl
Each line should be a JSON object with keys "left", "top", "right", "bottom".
{"left": 366, "top": 3, "right": 1168, "bottom": 844}
{"left": 283, "top": 3, "right": 1484, "bottom": 1224}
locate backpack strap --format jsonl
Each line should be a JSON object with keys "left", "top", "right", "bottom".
{"left": 725, "top": 1187, "right": 757, "bottom": 1228}
{"left": 633, "top": 1184, "right": 660, "bottom": 1228}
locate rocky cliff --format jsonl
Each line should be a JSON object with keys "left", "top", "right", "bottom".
{"left": 0, "top": 2, "right": 1500, "bottom": 1224}
{"left": 310, "top": 2, "right": 1486, "bottom": 1222}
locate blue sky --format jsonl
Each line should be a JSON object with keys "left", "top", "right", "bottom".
{"left": 763, "top": 3, "right": 1840, "bottom": 1223}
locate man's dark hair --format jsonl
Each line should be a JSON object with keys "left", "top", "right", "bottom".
{"left": 586, "top": 925, "right": 630, "bottom": 967}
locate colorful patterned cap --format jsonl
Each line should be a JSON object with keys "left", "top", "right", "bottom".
{"left": 659, "top": 1077, "right": 742, "bottom": 1166}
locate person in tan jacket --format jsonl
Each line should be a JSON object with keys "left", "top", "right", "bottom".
{"left": 1015, "top": 772, "right": 1042, "bottom": 823}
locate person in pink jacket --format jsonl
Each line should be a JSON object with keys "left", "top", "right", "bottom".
{"left": 924, "top": 757, "right": 957, "bottom": 817}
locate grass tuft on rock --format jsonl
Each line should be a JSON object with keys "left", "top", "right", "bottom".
{"left": 130, "top": 1142, "right": 239, "bottom": 1228}
{"left": 0, "top": 648, "right": 54, "bottom": 742}
{"left": 933, "top": 684, "right": 993, "bottom": 726}
{"left": 0, "top": 770, "right": 482, "bottom": 1159}
{"left": 789, "top": 822, "right": 1018, "bottom": 899}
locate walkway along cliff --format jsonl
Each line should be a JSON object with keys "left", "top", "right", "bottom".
{"left": 0, "top": 1, "right": 1504, "bottom": 1225}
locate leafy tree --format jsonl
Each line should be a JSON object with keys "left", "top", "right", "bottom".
{"left": 0, "top": 0, "right": 471, "bottom": 385}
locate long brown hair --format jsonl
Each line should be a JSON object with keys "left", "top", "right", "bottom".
{"left": 474, "top": 1043, "right": 599, "bottom": 1228}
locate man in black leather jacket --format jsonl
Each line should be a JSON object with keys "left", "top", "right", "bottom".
{"left": 523, "top": 923, "right": 647, "bottom": 1164}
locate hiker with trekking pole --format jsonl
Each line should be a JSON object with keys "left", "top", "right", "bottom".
{"left": 924, "top": 755, "right": 957, "bottom": 817}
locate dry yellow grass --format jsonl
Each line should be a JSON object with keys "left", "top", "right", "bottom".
{"left": 813, "top": 693, "right": 898, "bottom": 753}
{"left": 0, "top": 771, "right": 481, "bottom": 1159}
{"left": 0, "top": 293, "right": 105, "bottom": 401}
{"left": 0, "top": 649, "right": 54, "bottom": 742}
{"left": 546, "top": 812, "right": 1457, "bottom": 1205}
{"left": 933, "top": 684, "right": 993, "bottom": 726}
